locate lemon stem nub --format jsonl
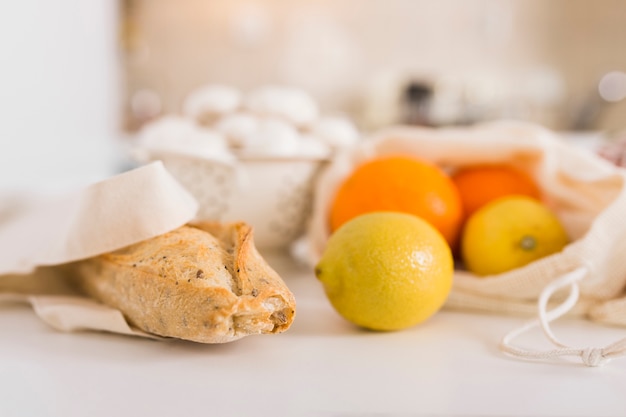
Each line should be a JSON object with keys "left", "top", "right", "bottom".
{"left": 520, "top": 235, "right": 537, "bottom": 251}
{"left": 314, "top": 266, "right": 322, "bottom": 280}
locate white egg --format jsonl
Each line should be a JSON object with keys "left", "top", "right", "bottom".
{"left": 311, "top": 116, "right": 360, "bottom": 148}
{"left": 182, "top": 85, "right": 242, "bottom": 119}
{"left": 240, "top": 118, "right": 301, "bottom": 156}
{"left": 215, "top": 113, "right": 261, "bottom": 148}
{"left": 182, "top": 128, "right": 235, "bottom": 163}
{"left": 137, "top": 115, "right": 235, "bottom": 162}
{"left": 138, "top": 115, "right": 197, "bottom": 149}
{"left": 297, "top": 134, "right": 333, "bottom": 159}
{"left": 244, "top": 86, "right": 319, "bottom": 127}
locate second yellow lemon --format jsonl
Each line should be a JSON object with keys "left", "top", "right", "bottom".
{"left": 461, "top": 196, "right": 569, "bottom": 276}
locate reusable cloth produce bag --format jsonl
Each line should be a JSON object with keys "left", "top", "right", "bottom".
{"left": 306, "top": 121, "right": 626, "bottom": 367}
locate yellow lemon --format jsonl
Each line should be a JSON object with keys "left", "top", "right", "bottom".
{"left": 461, "top": 196, "right": 569, "bottom": 276}
{"left": 315, "top": 212, "right": 454, "bottom": 331}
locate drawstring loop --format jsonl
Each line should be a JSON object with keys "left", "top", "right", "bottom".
{"left": 500, "top": 267, "right": 626, "bottom": 367}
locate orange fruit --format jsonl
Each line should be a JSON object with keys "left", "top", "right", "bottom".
{"left": 329, "top": 156, "right": 463, "bottom": 247}
{"left": 451, "top": 164, "right": 541, "bottom": 220}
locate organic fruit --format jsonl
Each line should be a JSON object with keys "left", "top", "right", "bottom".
{"left": 329, "top": 156, "right": 463, "bottom": 247}
{"left": 452, "top": 164, "right": 541, "bottom": 219}
{"left": 461, "top": 196, "right": 569, "bottom": 276}
{"left": 315, "top": 212, "right": 454, "bottom": 331}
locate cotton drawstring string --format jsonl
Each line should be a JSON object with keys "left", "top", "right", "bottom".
{"left": 500, "top": 267, "right": 626, "bottom": 367}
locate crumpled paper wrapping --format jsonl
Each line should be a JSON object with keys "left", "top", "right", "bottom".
{"left": 0, "top": 161, "right": 198, "bottom": 338}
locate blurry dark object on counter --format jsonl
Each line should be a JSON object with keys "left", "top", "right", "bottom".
{"left": 400, "top": 81, "right": 433, "bottom": 126}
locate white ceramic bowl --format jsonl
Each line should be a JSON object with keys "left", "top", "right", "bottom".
{"left": 157, "top": 153, "right": 326, "bottom": 249}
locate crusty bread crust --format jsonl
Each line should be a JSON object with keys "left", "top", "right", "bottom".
{"left": 69, "top": 222, "right": 296, "bottom": 343}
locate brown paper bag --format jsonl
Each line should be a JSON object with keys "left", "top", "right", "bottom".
{"left": 306, "top": 121, "right": 626, "bottom": 366}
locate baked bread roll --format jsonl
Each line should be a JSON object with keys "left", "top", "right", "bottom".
{"left": 68, "top": 222, "right": 296, "bottom": 343}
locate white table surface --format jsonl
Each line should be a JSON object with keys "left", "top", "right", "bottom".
{"left": 1, "top": 250, "right": 626, "bottom": 417}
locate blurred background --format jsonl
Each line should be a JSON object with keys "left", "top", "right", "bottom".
{"left": 1, "top": 0, "right": 626, "bottom": 189}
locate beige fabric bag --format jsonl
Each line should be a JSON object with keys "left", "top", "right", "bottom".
{"left": 306, "top": 121, "right": 626, "bottom": 367}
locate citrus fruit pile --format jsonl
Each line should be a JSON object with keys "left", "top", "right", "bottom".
{"left": 316, "top": 155, "right": 570, "bottom": 331}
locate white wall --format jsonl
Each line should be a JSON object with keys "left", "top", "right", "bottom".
{"left": 0, "top": 1, "right": 120, "bottom": 192}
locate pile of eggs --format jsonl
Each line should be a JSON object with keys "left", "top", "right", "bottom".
{"left": 136, "top": 85, "right": 360, "bottom": 162}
